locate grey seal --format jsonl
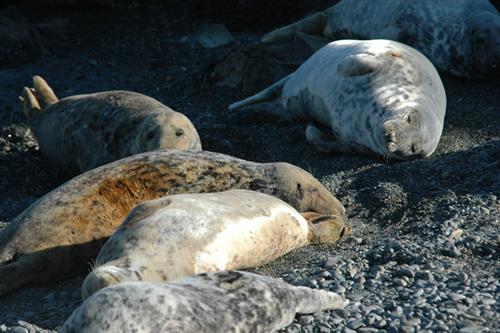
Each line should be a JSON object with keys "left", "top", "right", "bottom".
{"left": 19, "top": 76, "right": 202, "bottom": 175}
{"left": 0, "top": 150, "right": 345, "bottom": 296}
{"left": 230, "top": 39, "right": 446, "bottom": 160}
{"left": 81, "top": 190, "right": 350, "bottom": 299}
{"left": 261, "top": 0, "right": 500, "bottom": 78}
{"left": 63, "top": 270, "right": 348, "bottom": 333}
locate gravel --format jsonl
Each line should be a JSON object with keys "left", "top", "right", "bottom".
{"left": 0, "top": 3, "right": 499, "bottom": 333}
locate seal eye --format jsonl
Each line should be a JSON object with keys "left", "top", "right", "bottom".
{"left": 175, "top": 129, "right": 184, "bottom": 137}
{"left": 406, "top": 115, "right": 412, "bottom": 124}
{"left": 146, "top": 130, "right": 156, "bottom": 141}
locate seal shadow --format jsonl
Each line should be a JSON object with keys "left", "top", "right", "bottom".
{"left": 0, "top": 237, "right": 108, "bottom": 297}
{"left": 346, "top": 140, "right": 500, "bottom": 228}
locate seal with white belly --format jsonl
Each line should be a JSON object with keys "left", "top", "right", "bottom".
{"left": 0, "top": 150, "right": 345, "bottom": 296}
{"left": 63, "top": 270, "right": 348, "bottom": 333}
{"left": 19, "top": 76, "right": 201, "bottom": 175}
{"left": 230, "top": 39, "right": 446, "bottom": 161}
{"left": 81, "top": 190, "right": 351, "bottom": 299}
{"left": 261, "top": 0, "right": 500, "bottom": 78}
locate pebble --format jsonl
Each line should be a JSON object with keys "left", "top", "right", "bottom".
{"left": 299, "top": 315, "right": 314, "bottom": 326}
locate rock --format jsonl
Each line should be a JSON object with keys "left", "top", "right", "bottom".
{"left": 299, "top": 315, "right": 314, "bottom": 326}
{"left": 195, "top": 24, "right": 234, "bottom": 48}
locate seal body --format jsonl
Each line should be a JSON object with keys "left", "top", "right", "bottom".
{"left": 81, "top": 190, "right": 350, "bottom": 299}
{"left": 262, "top": 0, "right": 500, "bottom": 78}
{"left": 0, "top": 150, "right": 344, "bottom": 296}
{"left": 19, "top": 76, "right": 202, "bottom": 175}
{"left": 230, "top": 40, "right": 446, "bottom": 160}
{"left": 63, "top": 270, "right": 348, "bottom": 333}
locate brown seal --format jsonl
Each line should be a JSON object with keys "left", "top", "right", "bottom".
{"left": 19, "top": 76, "right": 202, "bottom": 175}
{"left": 0, "top": 150, "right": 345, "bottom": 296}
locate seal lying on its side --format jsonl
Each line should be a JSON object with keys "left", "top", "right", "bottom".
{"left": 18, "top": 76, "right": 202, "bottom": 175}
{"left": 261, "top": 0, "right": 500, "bottom": 78}
{"left": 81, "top": 190, "right": 351, "bottom": 299}
{"left": 64, "top": 270, "right": 348, "bottom": 333}
{"left": 230, "top": 40, "right": 446, "bottom": 161}
{"left": 0, "top": 150, "right": 345, "bottom": 296}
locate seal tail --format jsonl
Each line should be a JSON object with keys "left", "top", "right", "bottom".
{"left": 294, "top": 287, "right": 348, "bottom": 314}
{"left": 261, "top": 11, "right": 327, "bottom": 44}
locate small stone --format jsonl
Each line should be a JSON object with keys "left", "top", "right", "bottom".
{"left": 88, "top": 59, "right": 98, "bottom": 67}
{"left": 299, "top": 315, "right": 314, "bottom": 326}
{"left": 196, "top": 24, "right": 234, "bottom": 48}
{"left": 443, "top": 244, "right": 461, "bottom": 257}
{"left": 449, "top": 292, "right": 466, "bottom": 302}
{"left": 324, "top": 256, "right": 344, "bottom": 268}
{"left": 394, "top": 278, "right": 408, "bottom": 287}
{"left": 332, "top": 285, "right": 346, "bottom": 294}
{"left": 346, "top": 319, "right": 364, "bottom": 330}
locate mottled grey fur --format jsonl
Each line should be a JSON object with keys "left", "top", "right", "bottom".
{"left": 19, "top": 76, "right": 202, "bottom": 175}
{"left": 62, "top": 270, "right": 348, "bottom": 333}
{"left": 230, "top": 40, "right": 446, "bottom": 160}
{"left": 262, "top": 0, "right": 500, "bottom": 78}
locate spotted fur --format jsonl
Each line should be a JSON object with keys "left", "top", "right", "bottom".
{"left": 63, "top": 271, "right": 348, "bottom": 333}
{"left": 0, "top": 150, "right": 344, "bottom": 296}
{"left": 19, "top": 76, "right": 202, "bottom": 175}
{"left": 262, "top": 0, "right": 500, "bottom": 78}
{"left": 81, "top": 190, "right": 350, "bottom": 299}
{"left": 230, "top": 40, "right": 446, "bottom": 160}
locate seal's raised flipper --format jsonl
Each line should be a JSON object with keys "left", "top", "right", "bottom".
{"left": 262, "top": 11, "right": 327, "bottom": 44}
{"left": 32, "top": 75, "right": 59, "bottom": 107}
{"left": 19, "top": 87, "right": 42, "bottom": 118}
{"left": 306, "top": 124, "right": 353, "bottom": 154}
{"left": 229, "top": 74, "right": 295, "bottom": 120}
{"left": 294, "top": 287, "right": 348, "bottom": 313}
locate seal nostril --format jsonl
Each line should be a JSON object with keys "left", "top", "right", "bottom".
{"left": 146, "top": 130, "right": 155, "bottom": 141}
{"left": 411, "top": 143, "right": 416, "bottom": 153}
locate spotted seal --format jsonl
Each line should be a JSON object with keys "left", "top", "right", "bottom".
{"left": 230, "top": 39, "right": 446, "bottom": 160}
{"left": 63, "top": 270, "right": 348, "bottom": 333}
{"left": 261, "top": 0, "right": 500, "bottom": 78}
{"left": 81, "top": 190, "right": 350, "bottom": 299}
{"left": 18, "top": 76, "right": 202, "bottom": 175}
{"left": 0, "top": 150, "right": 344, "bottom": 296}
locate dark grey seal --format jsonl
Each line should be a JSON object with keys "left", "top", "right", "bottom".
{"left": 262, "top": 0, "right": 500, "bottom": 78}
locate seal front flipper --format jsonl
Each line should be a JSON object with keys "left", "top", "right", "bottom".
{"left": 306, "top": 124, "right": 351, "bottom": 154}
{"left": 262, "top": 11, "right": 327, "bottom": 44}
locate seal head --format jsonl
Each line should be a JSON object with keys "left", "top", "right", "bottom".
{"left": 136, "top": 111, "right": 202, "bottom": 152}
{"left": 270, "top": 162, "right": 346, "bottom": 217}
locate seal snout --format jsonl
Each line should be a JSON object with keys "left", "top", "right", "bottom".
{"left": 82, "top": 266, "right": 131, "bottom": 300}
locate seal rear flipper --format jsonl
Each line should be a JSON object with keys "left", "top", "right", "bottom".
{"left": 294, "top": 287, "right": 348, "bottom": 313}
{"left": 19, "top": 87, "right": 42, "bottom": 119}
{"left": 229, "top": 74, "right": 291, "bottom": 111}
{"left": 32, "top": 75, "right": 59, "bottom": 108}
{"left": 261, "top": 11, "right": 327, "bottom": 44}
